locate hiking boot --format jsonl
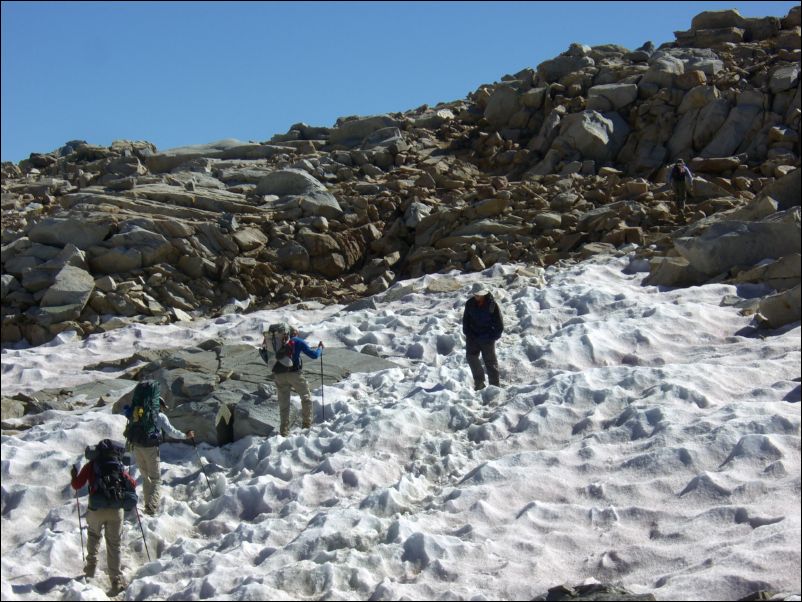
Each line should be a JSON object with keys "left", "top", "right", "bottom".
{"left": 474, "top": 382, "right": 486, "bottom": 391}
{"left": 489, "top": 379, "right": 500, "bottom": 387}
{"left": 144, "top": 506, "right": 157, "bottom": 516}
{"left": 108, "top": 577, "right": 127, "bottom": 596}
{"left": 83, "top": 563, "right": 96, "bottom": 579}
{"left": 302, "top": 420, "right": 312, "bottom": 429}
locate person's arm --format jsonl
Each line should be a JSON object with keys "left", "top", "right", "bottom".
{"left": 123, "top": 471, "right": 138, "bottom": 489}
{"left": 157, "top": 412, "right": 189, "bottom": 440}
{"left": 296, "top": 338, "right": 322, "bottom": 360}
{"left": 462, "top": 302, "right": 471, "bottom": 337}
{"left": 71, "top": 463, "right": 92, "bottom": 490}
{"left": 493, "top": 302, "right": 504, "bottom": 338}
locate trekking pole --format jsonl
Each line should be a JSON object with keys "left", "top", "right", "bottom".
{"left": 319, "top": 346, "right": 325, "bottom": 422}
{"left": 134, "top": 506, "right": 151, "bottom": 562}
{"left": 72, "top": 467, "right": 85, "bottom": 565}
{"left": 191, "top": 437, "right": 214, "bottom": 497}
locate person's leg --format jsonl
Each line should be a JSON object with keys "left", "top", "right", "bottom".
{"left": 84, "top": 509, "right": 102, "bottom": 577}
{"left": 289, "top": 372, "right": 313, "bottom": 428}
{"left": 481, "top": 341, "right": 501, "bottom": 386}
{"left": 100, "top": 508, "right": 124, "bottom": 587}
{"left": 133, "top": 445, "right": 153, "bottom": 511}
{"left": 466, "top": 337, "right": 485, "bottom": 389}
{"left": 135, "top": 445, "right": 161, "bottom": 514}
{"left": 675, "top": 182, "right": 686, "bottom": 210}
{"left": 274, "top": 373, "right": 291, "bottom": 436}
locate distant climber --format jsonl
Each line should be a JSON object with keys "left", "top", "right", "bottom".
{"left": 667, "top": 158, "right": 693, "bottom": 211}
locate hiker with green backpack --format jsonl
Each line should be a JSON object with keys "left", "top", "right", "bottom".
{"left": 123, "top": 381, "right": 194, "bottom": 516}
{"left": 259, "top": 322, "right": 324, "bottom": 437}
{"left": 70, "top": 439, "right": 138, "bottom": 595}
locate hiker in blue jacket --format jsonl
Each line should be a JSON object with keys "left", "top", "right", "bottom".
{"left": 262, "top": 324, "right": 324, "bottom": 436}
{"left": 462, "top": 287, "right": 504, "bottom": 390}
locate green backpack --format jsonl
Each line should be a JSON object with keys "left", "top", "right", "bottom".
{"left": 123, "top": 381, "right": 161, "bottom": 447}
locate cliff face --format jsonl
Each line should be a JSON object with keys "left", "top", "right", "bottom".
{"left": 1, "top": 7, "right": 800, "bottom": 347}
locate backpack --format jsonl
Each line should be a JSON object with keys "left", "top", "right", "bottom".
{"left": 123, "top": 380, "right": 162, "bottom": 447}
{"left": 89, "top": 439, "right": 137, "bottom": 511}
{"left": 263, "top": 322, "right": 295, "bottom": 373}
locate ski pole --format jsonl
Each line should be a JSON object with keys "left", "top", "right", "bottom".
{"left": 72, "top": 466, "right": 85, "bottom": 565}
{"left": 134, "top": 506, "right": 151, "bottom": 562}
{"left": 191, "top": 437, "right": 214, "bottom": 497}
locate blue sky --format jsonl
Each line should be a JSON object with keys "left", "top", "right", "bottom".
{"left": 1, "top": 1, "right": 798, "bottom": 163}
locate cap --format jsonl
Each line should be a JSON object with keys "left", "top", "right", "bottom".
{"left": 470, "top": 281, "right": 491, "bottom": 295}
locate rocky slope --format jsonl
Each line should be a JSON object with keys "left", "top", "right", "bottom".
{"left": 1, "top": 7, "right": 800, "bottom": 347}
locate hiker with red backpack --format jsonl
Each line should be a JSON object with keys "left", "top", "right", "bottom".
{"left": 667, "top": 158, "right": 694, "bottom": 211}
{"left": 70, "top": 439, "right": 138, "bottom": 596}
{"left": 260, "top": 322, "right": 324, "bottom": 437}
{"left": 123, "top": 381, "right": 194, "bottom": 516}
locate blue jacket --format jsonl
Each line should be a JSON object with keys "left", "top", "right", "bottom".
{"left": 287, "top": 336, "right": 322, "bottom": 371}
{"left": 462, "top": 294, "right": 504, "bottom": 342}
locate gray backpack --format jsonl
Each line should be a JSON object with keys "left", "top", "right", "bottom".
{"left": 262, "top": 322, "right": 294, "bottom": 371}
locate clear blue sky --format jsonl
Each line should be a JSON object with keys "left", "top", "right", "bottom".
{"left": 1, "top": 1, "right": 798, "bottom": 163}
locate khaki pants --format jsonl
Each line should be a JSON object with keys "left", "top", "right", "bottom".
{"left": 86, "top": 507, "right": 123, "bottom": 583}
{"left": 132, "top": 444, "right": 160, "bottom": 512}
{"left": 273, "top": 370, "right": 313, "bottom": 435}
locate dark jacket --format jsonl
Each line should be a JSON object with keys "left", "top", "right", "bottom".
{"left": 462, "top": 294, "right": 504, "bottom": 342}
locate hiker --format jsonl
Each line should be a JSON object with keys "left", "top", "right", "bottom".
{"left": 123, "top": 382, "right": 195, "bottom": 516}
{"left": 261, "top": 323, "right": 324, "bottom": 436}
{"left": 70, "top": 439, "right": 138, "bottom": 595}
{"left": 462, "top": 286, "right": 504, "bottom": 391}
{"left": 667, "top": 158, "right": 693, "bottom": 211}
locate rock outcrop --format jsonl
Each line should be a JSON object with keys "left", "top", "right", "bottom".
{"left": 2, "top": 6, "right": 800, "bottom": 348}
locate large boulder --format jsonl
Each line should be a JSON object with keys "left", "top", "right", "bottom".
{"left": 640, "top": 52, "right": 684, "bottom": 89}
{"left": 734, "top": 254, "right": 801, "bottom": 292}
{"left": 756, "top": 284, "right": 801, "bottom": 329}
{"left": 701, "top": 90, "right": 764, "bottom": 157}
{"left": 40, "top": 264, "right": 95, "bottom": 309}
{"left": 277, "top": 241, "right": 310, "bottom": 271}
{"left": 643, "top": 256, "right": 708, "bottom": 287}
{"left": 328, "top": 115, "right": 401, "bottom": 148}
{"left": 586, "top": 84, "right": 638, "bottom": 112}
{"left": 484, "top": 86, "right": 520, "bottom": 129}
{"left": 255, "top": 169, "right": 343, "bottom": 219}
{"left": 769, "top": 64, "right": 800, "bottom": 94}
{"left": 674, "top": 208, "right": 801, "bottom": 277}
{"left": 537, "top": 54, "right": 595, "bottom": 83}
{"left": 89, "top": 247, "right": 143, "bottom": 274}
{"left": 691, "top": 9, "right": 746, "bottom": 30}
{"left": 106, "top": 225, "right": 174, "bottom": 267}
{"left": 557, "top": 110, "right": 631, "bottom": 163}
{"left": 28, "top": 218, "right": 111, "bottom": 250}
{"left": 755, "top": 168, "right": 800, "bottom": 210}
{"left": 255, "top": 168, "right": 326, "bottom": 197}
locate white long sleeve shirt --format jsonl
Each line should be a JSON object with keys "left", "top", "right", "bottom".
{"left": 156, "top": 412, "right": 186, "bottom": 440}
